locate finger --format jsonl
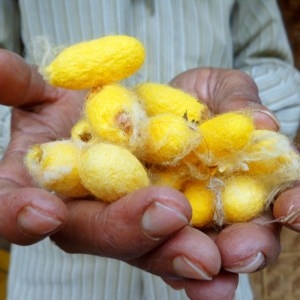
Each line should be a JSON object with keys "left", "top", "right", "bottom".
{"left": 132, "top": 226, "right": 221, "bottom": 280}
{"left": 273, "top": 183, "right": 300, "bottom": 231}
{"left": 0, "top": 49, "right": 57, "bottom": 107}
{"left": 215, "top": 214, "right": 281, "bottom": 273}
{"left": 170, "top": 68, "right": 280, "bottom": 131}
{"left": 0, "top": 184, "right": 68, "bottom": 245}
{"left": 184, "top": 270, "right": 238, "bottom": 300}
{"left": 51, "top": 186, "right": 192, "bottom": 260}
{"left": 161, "top": 277, "right": 185, "bottom": 290}
{"left": 162, "top": 271, "right": 238, "bottom": 300}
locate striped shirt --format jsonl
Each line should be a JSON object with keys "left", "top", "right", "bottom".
{"left": 1, "top": 0, "right": 300, "bottom": 299}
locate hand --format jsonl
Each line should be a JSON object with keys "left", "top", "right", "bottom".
{"left": 2, "top": 49, "right": 297, "bottom": 300}
{"left": 170, "top": 67, "right": 300, "bottom": 299}
{"left": 0, "top": 51, "right": 223, "bottom": 299}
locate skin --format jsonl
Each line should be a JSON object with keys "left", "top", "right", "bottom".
{"left": 0, "top": 50, "right": 299, "bottom": 300}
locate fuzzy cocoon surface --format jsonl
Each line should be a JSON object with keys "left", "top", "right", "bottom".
{"left": 24, "top": 35, "right": 300, "bottom": 227}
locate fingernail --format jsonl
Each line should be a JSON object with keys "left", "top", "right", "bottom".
{"left": 173, "top": 255, "right": 212, "bottom": 280}
{"left": 253, "top": 109, "right": 281, "bottom": 131}
{"left": 225, "top": 251, "right": 265, "bottom": 273}
{"left": 18, "top": 205, "right": 63, "bottom": 236}
{"left": 141, "top": 201, "right": 188, "bottom": 239}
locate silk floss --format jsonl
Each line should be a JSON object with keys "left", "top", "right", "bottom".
{"left": 24, "top": 35, "right": 300, "bottom": 227}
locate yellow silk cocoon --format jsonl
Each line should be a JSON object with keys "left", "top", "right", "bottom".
{"left": 25, "top": 35, "right": 300, "bottom": 227}
{"left": 45, "top": 35, "right": 145, "bottom": 89}
{"left": 79, "top": 143, "right": 150, "bottom": 202}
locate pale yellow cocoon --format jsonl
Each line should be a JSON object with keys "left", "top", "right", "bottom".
{"left": 85, "top": 84, "right": 146, "bottom": 146}
{"left": 79, "top": 143, "right": 150, "bottom": 202}
{"left": 182, "top": 180, "right": 215, "bottom": 227}
{"left": 135, "top": 82, "right": 207, "bottom": 123}
{"left": 244, "top": 130, "right": 295, "bottom": 175}
{"left": 22, "top": 33, "right": 300, "bottom": 226}
{"left": 45, "top": 35, "right": 145, "bottom": 89}
{"left": 138, "top": 113, "right": 200, "bottom": 165}
{"left": 221, "top": 175, "right": 266, "bottom": 223}
{"left": 197, "top": 112, "right": 254, "bottom": 159}
{"left": 24, "top": 140, "right": 89, "bottom": 198}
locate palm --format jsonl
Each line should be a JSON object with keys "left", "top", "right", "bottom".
{"left": 1, "top": 88, "right": 86, "bottom": 189}
{"left": 13, "top": 89, "right": 84, "bottom": 143}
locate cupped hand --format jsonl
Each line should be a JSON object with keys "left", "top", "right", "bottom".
{"left": 2, "top": 49, "right": 297, "bottom": 300}
{"left": 0, "top": 51, "right": 224, "bottom": 299}
{"left": 170, "top": 67, "right": 300, "bottom": 299}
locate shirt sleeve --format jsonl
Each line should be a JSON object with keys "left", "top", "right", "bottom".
{"left": 0, "top": 0, "right": 21, "bottom": 53}
{"left": 231, "top": 0, "right": 300, "bottom": 138}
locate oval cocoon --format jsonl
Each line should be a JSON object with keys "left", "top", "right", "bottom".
{"left": 25, "top": 140, "right": 89, "bottom": 198}
{"left": 183, "top": 180, "right": 215, "bottom": 227}
{"left": 222, "top": 175, "right": 266, "bottom": 223}
{"left": 198, "top": 112, "right": 254, "bottom": 158}
{"left": 79, "top": 143, "right": 150, "bottom": 202}
{"left": 85, "top": 84, "right": 144, "bottom": 145}
{"left": 139, "top": 113, "right": 200, "bottom": 164}
{"left": 136, "top": 82, "right": 207, "bottom": 122}
{"left": 45, "top": 35, "right": 145, "bottom": 89}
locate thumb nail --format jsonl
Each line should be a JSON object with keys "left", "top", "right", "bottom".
{"left": 224, "top": 251, "right": 265, "bottom": 273}
{"left": 141, "top": 201, "right": 188, "bottom": 239}
{"left": 252, "top": 109, "right": 281, "bottom": 131}
{"left": 18, "top": 205, "right": 63, "bottom": 236}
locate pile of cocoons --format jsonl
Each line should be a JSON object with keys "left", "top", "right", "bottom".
{"left": 24, "top": 35, "right": 300, "bottom": 228}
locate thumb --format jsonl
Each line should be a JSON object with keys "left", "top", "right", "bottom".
{"left": 170, "top": 67, "right": 280, "bottom": 131}
{"left": 0, "top": 184, "right": 68, "bottom": 245}
{"left": 0, "top": 49, "right": 56, "bottom": 107}
{"left": 51, "top": 186, "right": 191, "bottom": 260}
